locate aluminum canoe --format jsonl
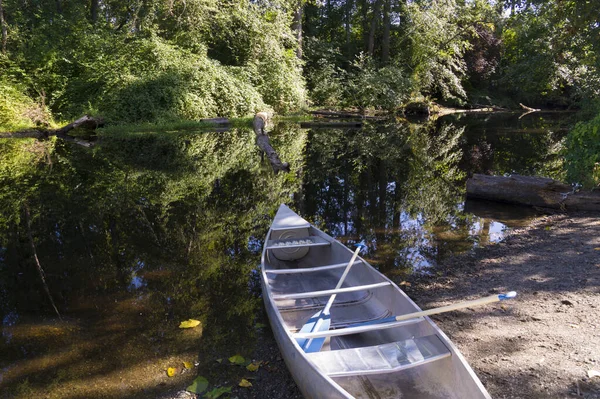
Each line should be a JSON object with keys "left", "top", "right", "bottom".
{"left": 261, "top": 204, "right": 492, "bottom": 399}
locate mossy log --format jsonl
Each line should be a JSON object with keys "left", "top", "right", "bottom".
{"left": 253, "top": 112, "right": 290, "bottom": 173}
{"left": 466, "top": 174, "right": 600, "bottom": 211}
{"left": 0, "top": 115, "right": 103, "bottom": 147}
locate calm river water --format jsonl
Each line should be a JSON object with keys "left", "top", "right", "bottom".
{"left": 0, "top": 112, "right": 569, "bottom": 398}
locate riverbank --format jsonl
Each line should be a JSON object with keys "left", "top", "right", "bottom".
{"left": 408, "top": 212, "right": 600, "bottom": 399}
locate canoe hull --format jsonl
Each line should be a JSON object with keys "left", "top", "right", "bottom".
{"left": 261, "top": 204, "right": 491, "bottom": 399}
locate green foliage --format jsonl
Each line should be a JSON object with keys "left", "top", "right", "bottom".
{"left": 564, "top": 114, "right": 600, "bottom": 188}
{"left": 0, "top": 0, "right": 305, "bottom": 124}
{"left": 343, "top": 55, "right": 411, "bottom": 111}
{"left": 0, "top": 58, "right": 51, "bottom": 130}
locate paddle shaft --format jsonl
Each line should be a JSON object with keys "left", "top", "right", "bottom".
{"left": 294, "top": 291, "right": 517, "bottom": 340}
{"left": 393, "top": 293, "right": 512, "bottom": 323}
{"left": 322, "top": 246, "right": 363, "bottom": 315}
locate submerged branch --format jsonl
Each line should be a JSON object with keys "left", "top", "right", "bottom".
{"left": 23, "top": 203, "right": 62, "bottom": 320}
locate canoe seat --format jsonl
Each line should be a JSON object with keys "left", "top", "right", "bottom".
{"left": 265, "top": 236, "right": 330, "bottom": 250}
{"left": 305, "top": 334, "right": 451, "bottom": 377}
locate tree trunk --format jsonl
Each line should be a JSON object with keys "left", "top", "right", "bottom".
{"left": 292, "top": 0, "right": 303, "bottom": 59}
{"left": 360, "top": 0, "right": 369, "bottom": 52}
{"left": 466, "top": 174, "right": 600, "bottom": 211}
{"left": 0, "top": 0, "right": 7, "bottom": 54}
{"left": 90, "top": 0, "right": 99, "bottom": 23}
{"left": 381, "top": 0, "right": 391, "bottom": 64}
{"left": 345, "top": 0, "right": 353, "bottom": 55}
{"left": 368, "top": 0, "right": 383, "bottom": 56}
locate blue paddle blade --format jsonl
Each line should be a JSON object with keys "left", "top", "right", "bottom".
{"left": 296, "top": 312, "right": 331, "bottom": 353}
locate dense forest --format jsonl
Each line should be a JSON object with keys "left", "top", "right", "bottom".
{"left": 0, "top": 0, "right": 599, "bottom": 185}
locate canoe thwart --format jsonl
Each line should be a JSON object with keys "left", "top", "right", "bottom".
{"left": 272, "top": 281, "right": 391, "bottom": 300}
{"left": 265, "top": 260, "right": 364, "bottom": 274}
{"left": 306, "top": 334, "right": 451, "bottom": 377}
{"left": 265, "top": 235, "right": 331, "bottom": 250}
{"left": 293, "top": 316, "right": 424, "bottom": 339}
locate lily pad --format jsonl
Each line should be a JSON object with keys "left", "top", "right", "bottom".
{"left": 179, "top": 319, "right": 201, "bottom": 329}
{"left": 229, "top": 354, "right": 245, "bottom": 365}
{"left": 205, "top": 386, "right": 232, "bottom": 399}
{"left": 186, "top": 375, "right": 209, "bottom": 394}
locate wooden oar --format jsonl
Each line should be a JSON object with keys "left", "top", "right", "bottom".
{"left": 296, "top": 244, "right": 365, "bottom": 353}
{"left": 294, "top": 291, "right": 517, "bottom": 340}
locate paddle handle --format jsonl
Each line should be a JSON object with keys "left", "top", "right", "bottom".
{"left": 394, "top": 291, "right": 517, "bottom": 322}
{"left": 322, "top": 246, "right": 362, "bottom": 314}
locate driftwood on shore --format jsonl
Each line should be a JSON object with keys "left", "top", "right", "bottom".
{"left": 253, "top": 112, "right": 290, "bottom": 173}
{"left": 0, "top": 115, "right": 104, "bottom": 147}
{"left": 466, "top": 174, "right": 600, "bottom": 211}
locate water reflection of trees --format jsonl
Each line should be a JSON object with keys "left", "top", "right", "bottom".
{"left": 299, "top": 121, "right": 469, "bottom": 277}
{"left": 0, "top": 127, "right": 306, "bottom": 392}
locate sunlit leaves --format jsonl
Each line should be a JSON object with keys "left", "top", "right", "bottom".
{"left": 186, "top": 376, "right": 209, "bottom": 394}
{"left": 179, "top": 319, "right": 201, "bottom": 329}
{"left": 228, "top": 354, "right": 246, "bottom": 365}
{"left": 246, "top": 361, "right": 262, "bottom": 371}
{"left": 239, "top": 378, "right": 252, "bottom": 388}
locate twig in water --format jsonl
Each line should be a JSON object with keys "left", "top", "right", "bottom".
{"left": 23, "top": 203, "right": 62, "bottom": 320}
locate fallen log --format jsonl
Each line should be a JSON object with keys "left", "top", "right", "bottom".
{"left": 300, "top": 121, "right": 362, "bottom": 128}
{"left": 0, "top": 115, "right": 104, "bottom": 147}
{"left": 310, "top": 110, "right": 379, "bottom": 119}
{"left": 466, "top": 174, "right": 600, "bottom": 211}
{"left": 253, "top": 112, "right": 290, "bottom": 173}
{"left": 199, "top": 117, "right": 230, "bottom": 125}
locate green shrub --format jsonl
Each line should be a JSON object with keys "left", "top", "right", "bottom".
{"left": 343, "top": 55, "right": 412, "bottom": 111}
{"left": 0, "top": 80, "right": 50, "bottom": 130}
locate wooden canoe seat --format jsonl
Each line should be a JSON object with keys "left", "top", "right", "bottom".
{"left": 265, "top": 236, "right": 330, "bottom": 250}
{"left": 305, "top": 335, "right": 451, "bottom": 377}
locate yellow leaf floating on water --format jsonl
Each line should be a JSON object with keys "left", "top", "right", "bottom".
{"left": 179, "top": 319, "right": 201, "bottom": 329}
{"left": 167, "top": 367, "right": 176, "bottom": 377}
{"left": 183, "top": 361, "right": 193, "bottom": 369}
{"left": 246, "top": 361, "right": 261, "bottom": 372}
{"left": 239, "top": 378, "right": 252, "bottom": 388}
{"left": 229, "top": 354, "right": 245, "bottom": 365}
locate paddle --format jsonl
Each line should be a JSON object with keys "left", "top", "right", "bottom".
{"left": 293, "top": 291, "right": 518, "bottom": 340}
{"left": 296, "top": 243, "right": 366, "bottom": 353}
{"left": 348, "top": 291, "right": 518, "bottom": 329}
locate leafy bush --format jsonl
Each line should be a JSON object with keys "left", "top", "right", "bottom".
{"left": 343, "top": 55, "right": 412, "bottom": 111}
{"left": 0, "top": 80, "right": 50, "bottom": 130}
{"left": 564, "top": 114, "right": 600, "bottom": 188}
